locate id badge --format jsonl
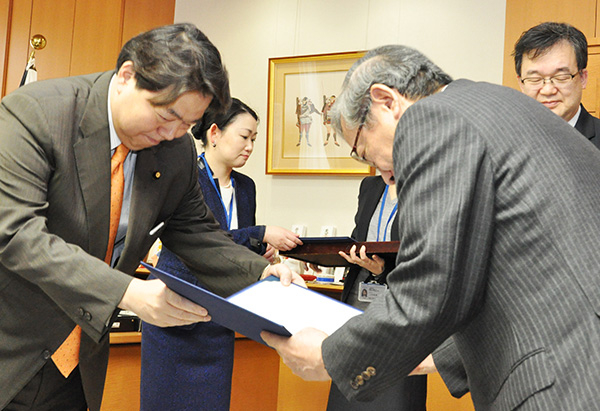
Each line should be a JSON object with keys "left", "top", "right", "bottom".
{"left": 358, "top": 282, "right": 388, "bottom": 302}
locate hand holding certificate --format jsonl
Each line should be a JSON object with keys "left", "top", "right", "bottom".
{"left": 280, "top": 237, "right": 400, "bottom": 267}
{"left": 142, "top": 263, "right": 362, "bottom": 345}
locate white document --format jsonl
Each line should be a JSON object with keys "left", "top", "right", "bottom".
{"left": 227, "top": 279, "right": 363, "bottom": 335}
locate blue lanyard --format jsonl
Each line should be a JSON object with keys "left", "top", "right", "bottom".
{"left": 376, "top": 185, "right": 398, "bottom": 241}
{"left": 200, "top": 153, "right": 235, "bottom": 229}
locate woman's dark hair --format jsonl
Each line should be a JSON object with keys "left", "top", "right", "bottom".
{"left": 117, "top": 23, "right": 231, "bottom": 113}
{"left": 191, "top": 98, "right": 258, "bottom": 145}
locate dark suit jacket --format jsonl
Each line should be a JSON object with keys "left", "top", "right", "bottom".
{"left": 0, "top": 72, "right": 268, "bottom": 410}
{"left": 197, "top": 160, "right": 266, "bottom": 253}
{"left": 433, "top": 102, "right": 600, "bottom": 400}
{"left": 340, "top": 176, "right": 398, "bottom": 303}
{"left": 575, "top": 104, "right": 600, "bottom": 149}
{"left": 322, "top": 80, "right": 600, "bottom": 410}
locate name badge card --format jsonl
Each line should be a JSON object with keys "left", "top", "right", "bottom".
{"left": 358, "top": 282, "right": 387, "bottom": 302}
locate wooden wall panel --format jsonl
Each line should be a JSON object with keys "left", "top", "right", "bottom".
{"left": 3, "top": 0, "right": 33, "bottom": 96}
{"left": 0, "top": 0, "right": 12, "bottom": 93}
{"left": 121, "top": 0, "right": 175, "bottom": 46}
{"left": 583, "top": 43, "right": 600, "bottom": 114}
{"left": 101, "top": 343, "right": 141, "bottom": 411}
{"left": 276, "top": 360, "right": 331, "bottom": 410}
{"left": 70, "top": 0, "right": 123, "bottom": 76}
{"left": 230, "top": 339, "right": 280, "bottom": 411}
{"left": 1, "top": 0, "right": 176, "bottom": 97}
{"left": 427, "top": 373, "right": 475, "bottom": 411}
{"left": 28, "top": 0, "right": 76, "bottom": 80}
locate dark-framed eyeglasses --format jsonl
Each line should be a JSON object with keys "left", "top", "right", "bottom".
{"left": 350, "top": 106, "right": 375, "bottom": 167}
{"left": 520, "top": 72, "right": 580, "bottom": 88}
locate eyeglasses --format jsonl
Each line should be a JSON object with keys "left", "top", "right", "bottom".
{"left": 520, "top": 72, "right": 579, "bottom": 88}
{"left": 350, "top": 105, "right": 375, "bottom": 167}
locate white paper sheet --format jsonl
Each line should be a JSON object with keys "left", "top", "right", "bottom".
{"left": 227, "top": 279, "right": 362, "bottom": 335}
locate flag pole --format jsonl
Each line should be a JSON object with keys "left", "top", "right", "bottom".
{"left": 19, "top": 34, "right": 46, "bottom": 87}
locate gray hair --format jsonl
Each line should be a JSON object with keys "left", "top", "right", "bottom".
{"left": 331, "top": 45, "right": 452, "bottom": 135}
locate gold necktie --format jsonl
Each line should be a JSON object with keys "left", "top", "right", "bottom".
{"left": 52, "top": 144, "right": 130, "bottom": 377}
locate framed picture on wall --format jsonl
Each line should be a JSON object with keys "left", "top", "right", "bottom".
{"left": 266, "top": 51, "right": 375, "bottom": 175}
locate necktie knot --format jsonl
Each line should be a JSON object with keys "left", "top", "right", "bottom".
{"left": 111, "top": 144, "right": 129, "bottom": 172}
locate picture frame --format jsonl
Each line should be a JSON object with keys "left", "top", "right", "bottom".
{"left": 266, "top": 51, "right": 375, "bottom": 175}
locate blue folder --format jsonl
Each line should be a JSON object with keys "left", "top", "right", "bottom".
{"left": 140, "top": 262, "right": 291, "bottom": 345}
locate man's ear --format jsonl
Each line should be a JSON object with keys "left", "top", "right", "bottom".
{"left": 370, "top": 83, "right": 412, "bottom": 119}
{"left": 517, "top": 76, "right": 526, "bottom": 93}
{"left": 116, "top": 61, "right": 135, "bottom": 88}
{"left": 580, "top": 68, "right": 588, "bottom": 90}
{"left": 369, "top": 84, "right": 396, "bottom": 110}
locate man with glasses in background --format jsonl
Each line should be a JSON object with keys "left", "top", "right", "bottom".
{"left": 514, "top": 21, "right": 600, "bottom": 146}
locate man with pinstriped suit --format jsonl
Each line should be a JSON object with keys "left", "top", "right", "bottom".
{"left": 263, "top": 44, "right": 600, "bottom": 410}
{"left": 432, "top": 21, "right": 600, "bottom": 403}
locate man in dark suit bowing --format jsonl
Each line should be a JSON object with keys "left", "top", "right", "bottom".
{"left": 514, "top": 21, "right": 600, "bottom": 147}
{"left": 0, "top": 23, "right": 301, "bottom": 411}
{"left": 262, "top": 44, "right": 600, "bottom": 410}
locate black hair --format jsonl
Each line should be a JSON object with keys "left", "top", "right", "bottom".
{"left": 513, "top": 22, "right": 588, "bottom": 76}
{"left": 117, "top": 23, "right": 231, "bottom": 113}
{"left": 190, "top": 98, "right": 258, "bottom": 145}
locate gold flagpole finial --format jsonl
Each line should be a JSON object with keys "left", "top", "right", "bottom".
{"left": 29, "top": 34, "right": 47, "bottom": 61}
{"left": 30, "top": 34, "right": 47, "bottom": 51}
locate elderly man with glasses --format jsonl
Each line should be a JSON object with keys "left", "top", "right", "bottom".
{"left": 514, "top": 22, "right": 600, "bottom": 147}
{"left": 262, "top": 44, "right": 600, "bottom": 410}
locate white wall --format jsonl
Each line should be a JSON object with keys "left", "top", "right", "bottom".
{"left": 174, "top": 0, "right": 507, "bottom": 236}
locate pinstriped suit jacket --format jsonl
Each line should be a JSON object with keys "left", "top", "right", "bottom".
{"left": 322, "top": 79, "right": 600, "bottom": 410}
{"left": 433, "top": 103, "right": 600, "bottom": 402}
{"left": 0, "top": 71, "right": 268, "bottom": 410}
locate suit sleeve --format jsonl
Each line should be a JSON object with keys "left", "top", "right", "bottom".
{"left": 229, "top": 176, "right": 266, "bottom": 254}
{"left": 229, "top": 226, "right": 266, "bottom": 254}
{"left": 159, "top": 141, "right": 268, "bottom": 298}
{"left": 322, "top": 100, "right": 495, "bottom": 401}
{"left": 433, "top": 337, "right": 470, "bottom": 397}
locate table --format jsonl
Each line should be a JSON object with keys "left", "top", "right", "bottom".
{"left": 102, "top": 281, "right": 473, "bottom": 410}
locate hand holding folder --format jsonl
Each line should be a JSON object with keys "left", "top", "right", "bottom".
{"left": 280, "top": 236, "right": 400, "bottom": 267}
{"left": 141, "top": 262, "right": 362, "bottom": 345}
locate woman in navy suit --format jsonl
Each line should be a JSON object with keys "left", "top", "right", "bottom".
{"left": 326, "top": 175, "right": 427, "bottom": 411}
{"left": 141, "top": 98, "right": 301, "bottom": 411}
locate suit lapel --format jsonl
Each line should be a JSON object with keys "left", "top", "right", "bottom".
{"left": 574, "top": 105, "right": 600, "bottom": 150}
{"left": 74, "top": 72, "right": 114, "bottom": 259}
{"left": 574, "top": 105, "right": 594, "bottom": 139}
{"left": 356, "top": 178, "right": 386, "bottom": 240}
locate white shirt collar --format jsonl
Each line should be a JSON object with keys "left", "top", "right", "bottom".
{"left": 107, "top": 74, "right": 123, "bottom": 151}
{"left": 567, "top": 105, "right": 582, "bottom": 128}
